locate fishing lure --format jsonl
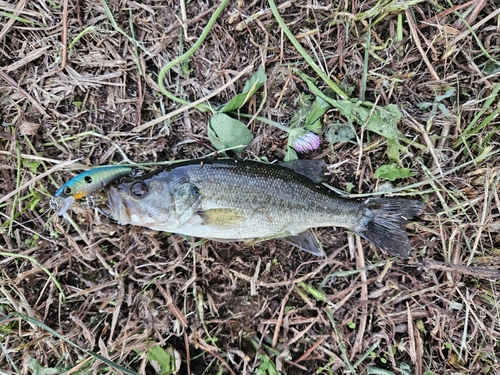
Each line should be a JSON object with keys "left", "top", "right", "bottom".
{"left": 55, "top": 166, "right": 134, "bottom": 199}
{"left": 53, "top": 165, "right": 134, "bottom": 216}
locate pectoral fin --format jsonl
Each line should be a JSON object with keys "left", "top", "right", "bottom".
{"left": 282, "top": 230, "right": 326, "bottom": 257}
{"left": 199, "top": 208, "right": 246, "bottom": 228}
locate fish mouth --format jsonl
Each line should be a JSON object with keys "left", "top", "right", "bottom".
{"left": 107, "top": 185, "right": 132, "bottom": 225}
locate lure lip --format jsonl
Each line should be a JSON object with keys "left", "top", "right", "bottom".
{"left": 52, "top": 196, "right": 76, "bottom": 216}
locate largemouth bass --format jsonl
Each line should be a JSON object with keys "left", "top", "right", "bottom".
{"left": 107, "top": 159, "right": 423, "bottom": 258}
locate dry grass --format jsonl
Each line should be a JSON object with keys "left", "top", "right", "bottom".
{"left": 1, "top": 0, "right": 499, "bottom": 374}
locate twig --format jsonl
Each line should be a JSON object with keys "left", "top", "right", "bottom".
{"left": 351, "top": 236, "right": 368, "bottom": 357}
{"left": 418, "top": 259, "right": 500, "bottom": 279}
{"left": 419, "top": 0, "right": 477, "bottom": 26}
{"left": 450, "top": 6, "right": 500, "bottom": 46}
{"left": 404, "top": 113, "right": 444, "bottom": 177}
{"left": 250, "top": 257, "right": 261, "bottom": 296}
{"left": 0, "top": 71, "right": 47, "bottom": 116}
{"left": 272, "top": 288, "right": 292, "bottom": 348}
{"left": 45, "top": 0, "right": 68, "bottom": 76}
{"left": 405, "top": 8, "right": 440, "bottom": 81}
{"left": 54, "top": 0, "right": 69, "bottom": 73}
{"left": 0, "top": 0, "right": 28, "bottom": 42}
{"left": 407, "top": 303, "right": 418, "bottom": 372}
{"left": 184, "top": 331, "right": 191, "bottom": 375}
{"left": 294, "top": 335, "right": 325, "bottom": 363}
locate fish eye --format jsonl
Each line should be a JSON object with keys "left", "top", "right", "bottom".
{"left": 129, "top": 181, "right": 148, "bottom": 198}
{"left": 63, "top": 187, "right": 72, "bottom": 195}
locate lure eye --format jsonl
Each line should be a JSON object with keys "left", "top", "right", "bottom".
{"left": 129, "top": 181, "right": 148, "bottom": 198}
{"left": 63, "top": 186, "right": 72, "bottom": 196}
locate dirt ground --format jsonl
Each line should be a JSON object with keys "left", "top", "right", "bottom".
{"left": 1, "top": 0, "right": 500, "bottom": 374}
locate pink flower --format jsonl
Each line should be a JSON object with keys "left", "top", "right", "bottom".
{"left": 291, "top": 131, "right": 320, "bottom": 153}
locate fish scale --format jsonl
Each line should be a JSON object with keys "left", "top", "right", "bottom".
{"left": 107, "top": 158, "right": 423, "bottom": 258}
{"left": 174, "top": 162, "right": 362, "bottom": 236}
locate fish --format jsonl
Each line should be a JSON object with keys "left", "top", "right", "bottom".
{"left": 53, "top": 165, "right": 134, "bottom": 216}
{"left": 107, "top": 159, "right": 423, "bottom": 258}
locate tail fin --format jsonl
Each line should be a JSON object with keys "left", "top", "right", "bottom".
{"left": 355, "top": 198, "right": 424, "bottom": 258}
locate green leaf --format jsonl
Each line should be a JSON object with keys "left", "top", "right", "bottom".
{"left": 399, "top": 362, "right": 412, "bottom": 375}
{"left": 437, "top": 103, "right": 450, "bottom": 117}
{"left": 147, "top": 345, "right": 181, "bottom": 375}
{"left": 289, "top": 93, "right": 312, "bottom": 128}
{"left": 27, "top": 358, "right": 60, "bottom": 375}
{"left": 297, "top": 282, "right": 327, "bottom": 301}
{"left": 0, "top": 11, "right": 40, "bottom": 25}
{"left": 208, "top": 113, "right": 253, "bottom": 154}
{"left": 435, "top": 87, "right": 455, "bottom": 102}
{"left": 367, "top": 104, "right": 403, "bottom": 161}
{"left": 305, "top": 96, "right": 331, "bottom": 131}
{"left": 330, "top": 100, "right": 403, "bottom": 161}
{"left": 306, "top": 119, "right": 322, "bottom": 134}
{"left": 373, "top": 164, "right": 415, "bottom": 181}
{"left": 218, "top": 66, "right": 267, "bottom": 113}
{"left": 443, "top": 342, "right": 453, "bottom": 350}
{"left": 283, "top": 146, "right": 298, "bottom": 162}
{"left": 22, "top": 159, "right": 41, "bottom": 173}
{"left": 298, "top": 72, "right": 407, "bottom": 160}
{"left": 416, "top": 102, "right": 433, "bottom": 110}
{"left": 286, "top": 93, "right": 330, "bottom": 153}
{"left": 256, "top": 353, "right": 278, "bottom": 375}
{"left": 289, "top": 93, "right": 330, "bottom": 133}
{"left": 27, "top": 191, "right": 41, "bottom": 211}
{"left": 296, "top": 71, "right": 335, "bottom": 106}
{"left": 326, "top": 122, "right": 356, "bottom": 144}
{"left": 242, "top": 66, "right": 267, "bottom": 95}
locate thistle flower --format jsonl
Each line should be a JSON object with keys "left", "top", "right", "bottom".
{"left": 290, "top": 130, "right": 320, "bottom": 153}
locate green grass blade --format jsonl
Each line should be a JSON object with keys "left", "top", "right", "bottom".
{"left": 157, "top": 0, "right": 231, "bottom": 111}
{"left": 0, "top": 251, "right": 66, "bottom": 303}
{"left": 454, "top": 83, "right": 500, "bottom": 148}
{"left": 268, "top": 0, "right": 349, "bottom": 100}
{"left": 324, "top": 307, "right": 356, "bottom": 373}
{"left": 1, "top": 313, "right": 140, "bottom": 375}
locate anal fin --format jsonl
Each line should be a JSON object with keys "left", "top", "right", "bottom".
{"left": 282, "top": 230, "right": 326, "bottom": 257}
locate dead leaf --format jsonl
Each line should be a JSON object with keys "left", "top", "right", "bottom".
{"left": 18, "top": 121, "right": 40, "bottom": 136}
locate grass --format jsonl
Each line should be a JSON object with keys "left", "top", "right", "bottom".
{"left": 0, "top": 0, "right": 499, "bottom": 374}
